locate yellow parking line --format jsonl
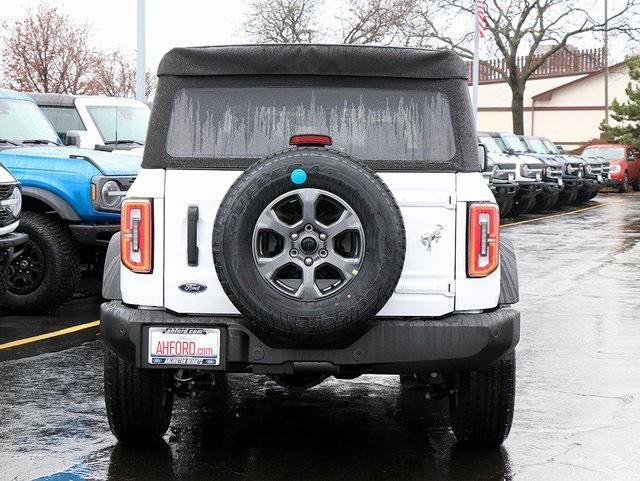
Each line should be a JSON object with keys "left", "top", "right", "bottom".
{"left": 502, "top": 203, "right": 607, "bottom": 228}
{"left": 0, "top": 320, "right": 100, "bottom": 350}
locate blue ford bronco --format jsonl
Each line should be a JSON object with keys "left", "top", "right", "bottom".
{"left": 0, "top": 89, "right": 139, "bottom": 311}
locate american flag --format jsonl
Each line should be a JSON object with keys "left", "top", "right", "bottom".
{"left": 477, "top": 0, "right": 487, "bottom": 38}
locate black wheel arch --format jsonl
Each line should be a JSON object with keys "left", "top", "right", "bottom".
{"left": 499, "top": 237, "right": 519, "bottom": 306}
{"left": 21, "top": 186, "right": 81, "bottom": 221}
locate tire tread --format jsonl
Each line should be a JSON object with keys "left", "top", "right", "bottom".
{"left": 104, "top": 348, "right": 173, "bottom": 444}
{"left": 450, "top": 351, "right": 516, "bottom": 447}
{"left": 2, "top": 211, "right": 80, "bottom": 312}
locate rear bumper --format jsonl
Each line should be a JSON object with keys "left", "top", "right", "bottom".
{"left": 69, "top": 224, "right": 119, "bottom": 246}
{"left": 100, "top": 301, "right": 520, "bottom": 374}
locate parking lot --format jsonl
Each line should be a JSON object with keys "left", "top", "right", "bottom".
{"left": 0, "top": 192, "right": 637, "bottom": 481}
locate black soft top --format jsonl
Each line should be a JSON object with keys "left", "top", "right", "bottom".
{"left": 158, "top": 44, "right": 468, "bottom": 80}
{"left": 145, "top": 44, "right": 478, "bottom": 173}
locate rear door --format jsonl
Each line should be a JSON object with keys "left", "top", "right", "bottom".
{"left": 161, "top": 81, "right": 461, "bottom": 316}
{"left": 163, "top": 170, "right": 458, "bottom": 317}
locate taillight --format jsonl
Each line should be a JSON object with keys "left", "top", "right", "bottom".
{"left": 467, "top": 203, "right": 500, "bottom": 278}
{"left": 121, "top": 199, "right": 153, "bottom": 273}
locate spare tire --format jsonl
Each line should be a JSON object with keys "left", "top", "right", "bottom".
{"left": 213, "top": 147, "right": 405, "bottom": 347}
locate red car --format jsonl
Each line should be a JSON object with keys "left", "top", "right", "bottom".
{"left": 582, "top": 144, "right": 640, "bottom": 193}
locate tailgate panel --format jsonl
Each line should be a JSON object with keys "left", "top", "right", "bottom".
{"left": 163, "top": 170, "right": 457, "bottom": 317}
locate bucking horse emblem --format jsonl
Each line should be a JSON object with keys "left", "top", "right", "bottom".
{"left": 421, "top": 224, "right": 443, "bottom": 252}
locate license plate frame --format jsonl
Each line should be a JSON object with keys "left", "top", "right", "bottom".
{"left": 144, "top": 326, "right": 226, "bottom": 369}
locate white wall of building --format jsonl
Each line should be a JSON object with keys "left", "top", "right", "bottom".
{"left": 470, "top": 64, "right": 630, "bottom": 150}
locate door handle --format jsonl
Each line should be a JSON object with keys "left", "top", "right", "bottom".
{"left": 187, "top": 205, "right": 199, "bottom": 266}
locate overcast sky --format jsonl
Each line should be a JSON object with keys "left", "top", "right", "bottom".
{"left": 1, "top": 0, "right": 255, "bottom": 73}
{"left": 1, "top": 0, "right": 633, "bottom": 75}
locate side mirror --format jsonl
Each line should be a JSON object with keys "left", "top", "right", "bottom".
{"left": 478, "top": 143, "right": 487, "bottom": 171}
{"left": 65, "top": 130, "right": 89, "bottom": 147}
{"left": 505, "top": 147, "right": 515, "bottom": 155}
{"left": 557, "top": 146, "right": 565, "bottom": 153}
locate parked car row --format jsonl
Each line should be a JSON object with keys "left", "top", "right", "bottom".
{"left": 480, "top": 132, "right": 612, "bottom": 217}
{"left": 0, "top": 89, "right": 145, "bottom": 312}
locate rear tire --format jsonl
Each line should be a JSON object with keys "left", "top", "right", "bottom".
{"left": 104, "top": 349, "right": 174, "bottom": 444}
{"left": 619, "top": 172, "right": 629, "bottom": 193}
{"left": 633, "top": 176, "right": 640, "bottom": 192}
{"left": 2, "top": 211, "right": 80, "bottom": 313}
{"left": 449, "top": 351, "right": 516, "bottom": 448}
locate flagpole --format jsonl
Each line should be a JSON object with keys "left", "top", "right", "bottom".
{"left": 604, "top": 0, "right": 609, "bottom": 126}
{"left": 472, "top": 0, "right": 480, "bottom": 126}
{"left": 136, "top": 0, "right": 146, "bottom": 102}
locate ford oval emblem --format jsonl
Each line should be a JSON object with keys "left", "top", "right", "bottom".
{"left": 179, "top": 282, "right": 207, "bottom": 293}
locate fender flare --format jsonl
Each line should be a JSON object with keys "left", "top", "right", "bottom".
{"left": 22, "top": 186, "right": 81, "bottom": 221}
{"left": 499, "top": 237, "right": 519, "bottom": 305}
{"left": 102, "top": 232, "right": 122, "bottom": 300}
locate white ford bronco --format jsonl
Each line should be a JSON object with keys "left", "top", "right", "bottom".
{"left": 0, "top": 162, "right": 27, "bottom": 301}
{"left": 101, "top": 45, "right": 520, "bottom": 448}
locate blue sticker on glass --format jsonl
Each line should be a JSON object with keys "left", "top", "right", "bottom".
{"left": 290, "top": 168, "right": 307, "bottom": 185}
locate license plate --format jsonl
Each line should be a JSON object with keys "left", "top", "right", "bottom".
{"left": 148, "top": 327, "right": 221, "bottom": 366}
{"left": 536, "top": 173, "right": 541, "bottom": 181}
{"left": 508, "top": 173, "right": 515, "bottom": 182}
{"left": 597, "top": 174, "right": 602, "bottom": 182}
{"left": 558, "top": 178, "right": 563, "bottom": 186}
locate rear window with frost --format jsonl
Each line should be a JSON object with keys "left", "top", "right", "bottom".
{"left": 166, "top": 87, "right": 456, "bottom": 163}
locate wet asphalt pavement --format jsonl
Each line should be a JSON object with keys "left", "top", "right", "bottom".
{"left": 1, "top": 193, "right": 639, "bottom": 481}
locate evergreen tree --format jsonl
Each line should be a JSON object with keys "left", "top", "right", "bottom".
{"left": 601, "top": 56, "right": 640, "bottom": 149}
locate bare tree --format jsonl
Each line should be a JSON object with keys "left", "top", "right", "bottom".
{"left": 91, "top": 50, "right": 156, "bottom": 98}
{"left": 406, "top": 0, "right": 640, "bottom": 134}
{"left": 244, "top": 0, "right": 415, "bottom": 46}
{"left": 245, "top": 0, "right": 320, "bottom": 43}
{"left": 0, "top": 3, "right": 98, "bottom": 94}
{"left": 340, "top": 0, "right": 416, "bottom": 45}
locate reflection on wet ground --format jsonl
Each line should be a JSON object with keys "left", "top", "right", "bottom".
{"left": 1, "top": 194, "right": 639, "bottom": 481}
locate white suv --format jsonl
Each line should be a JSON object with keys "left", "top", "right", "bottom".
{"left": 28, "top": 93, "right": 149, "bottom": 153}
{"left": 101, "top": 45, "right": 520, "bottom": 448}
